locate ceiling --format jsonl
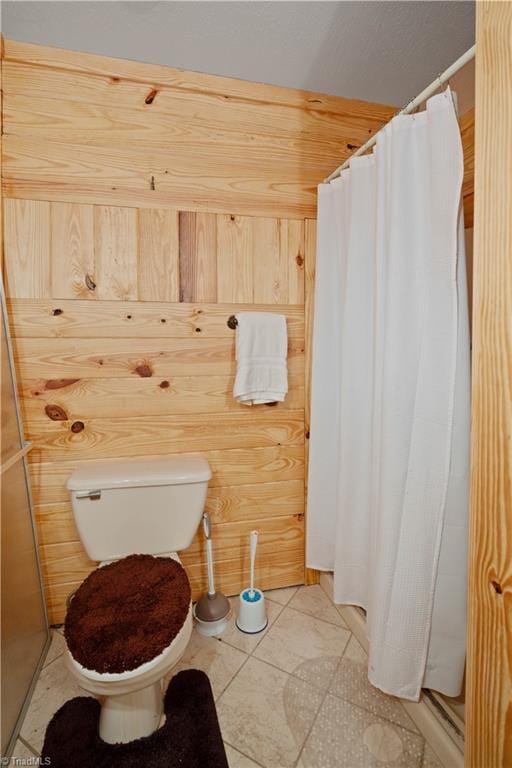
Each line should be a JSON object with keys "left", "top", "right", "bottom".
{"left": 1, "top": 1, "right": 475, "bottom": 107}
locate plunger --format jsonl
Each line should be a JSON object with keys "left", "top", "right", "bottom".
{"left": 193, "top": 512, "right": 230, "bottom": 636}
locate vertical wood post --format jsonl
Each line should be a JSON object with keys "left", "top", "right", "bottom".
{"left": 467, "top": 4, "right": 512, "bottom": 766}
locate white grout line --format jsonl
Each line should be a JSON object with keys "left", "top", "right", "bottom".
{"left": 18, "top": 736, "right": 39, "bottom": 758}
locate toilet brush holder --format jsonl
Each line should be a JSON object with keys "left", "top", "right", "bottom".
{"left": 236, "top": 530, "right": 267, "bottom": 634}
{"left": 236, "top": 588, "right": 267, "bottom": 634}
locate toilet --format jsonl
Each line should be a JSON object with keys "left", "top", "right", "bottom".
{"left": 64, "top": 456, "right": 212, "bottom": 745}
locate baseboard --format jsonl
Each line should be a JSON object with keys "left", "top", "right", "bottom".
{"left": 319, "top": 572, "right": 464, "bottom": 768}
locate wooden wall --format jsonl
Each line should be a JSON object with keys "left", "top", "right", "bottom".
{"left": 467, "top": 3, "right": 512, "bottom": 766}
{"left": 1, "top": 41, "right": 395, "bottom": 623}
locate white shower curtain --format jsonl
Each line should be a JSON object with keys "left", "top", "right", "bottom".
{"left": 306, "top": 91, "right": 470, "bottom": 701}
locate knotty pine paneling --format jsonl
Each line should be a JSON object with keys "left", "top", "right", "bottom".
{"left": 2, "top": 39, "right": 378, "bottom": 623}
{"left": 12, "top": 336, "right": 305, "bottom": 379}
{"left": 4, "top": 201, "right": 307, "bottom": 306}
{"left": 7, "top": 298, "right": 305, "bottom": 338}
{"left": 2, "top": 41, "right": 396, "bottom": 219}
{"left": 466, "top": 3, "right": 512, "bottom": 765}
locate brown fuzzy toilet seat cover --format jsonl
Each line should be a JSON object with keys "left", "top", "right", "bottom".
{"left": 65, "top": 554, "right": 191, "bottom": 674}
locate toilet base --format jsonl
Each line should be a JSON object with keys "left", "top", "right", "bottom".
{"left": 99, "top": 681, "right": 163, "bottom": 744}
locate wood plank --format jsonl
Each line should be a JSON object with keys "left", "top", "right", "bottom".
{"left": 282, "top": 219, "right": 305, "bottom": 304}
{"left": 2, "top": 39, "right": 395, "bottom": 120}
{"left": 467, "top": 4, "right": 512, "bottom": 767}
{"left": 39, "top": 516, "right": 303, "bottom": 583}
{"left": 12, "top": 336, "right": 305, "bottom": 379}
{"left": 304, "top": 218, "right": 320, "bottom": 586}
{"left": 205, "top": 479, "right": 304, "bottom": 525}
{"left": 24, "top": 410, "right": 304, "bottom": 461}
{"left": 20, "top": 375, "right": 304, "bottom": 419}
{"left": 183, "top": 514, "right": 304, "bottom": 562}
{"left": 216, "top": 215, "right": 253, "bottom": 302}
{"left": 3, "top": 199, "right": 50, "bottom": 298}
{"left": 193, "top": 212, "right": 217, "bottom": 302}
{"left": 252, "top": 218, "right": 286, "bottom": 304}
{"left": 137, "top": 208, "right": 179, "bottom": 301}
{"left": 3, "top": 91, "right": 350, "bottom": 160}
{"left": 28, "top": 445, "right": 305, "bottom": 505}
{"left": 35, "top": 479, "right": 304, "bottom": 547}
{"left": 35, "top": 502, "right": 80, "bottom": 547}
{"left": 7, "top": 299, "right": 305, "bottom": 339}
{"left": 94, "top": 206, "right": 138, "bottom": 300}
{"left": 1, "top": 43, "right": 394, "bottom": 218}
{"left": 1, "top": 134, "right": 331, "bottom": 220}
{"left": 50, "top": 202, "right": 95, "bottom": 300}
{"left": 461, "top": 108, "right": 475, "bottom": 229}
{"left": 1, "top": 60, "right": 391, "bottom": 146}
{"left": 178, "top": 212, "right": 217, "bottom": 302}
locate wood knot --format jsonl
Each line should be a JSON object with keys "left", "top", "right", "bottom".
{"left": 45, "top": 378, "right": 79, "bottom": 390}
{"left": 296, "top": 254, "right": 304, "bottom": 267}
{"left": 52, "top": 308, "right": 63, "bottom": 316}
{"left": 347, "top": 143, "right": 359, "bottom": 151}
{"left": 45, "top": 404, "right": 68, "bottom": 421}
{"left": 150, "top": 175, "right": 156, "bottom": 191}
{"left": 195, "top": 327, "right": 202, "bottom": 333}
{"left": 71, "top": 420, "right": 85, "bottom": 433}
{"left": 492, "top": 580, "right": 503, "bottom": 594}
{"left": 230, "top": 215, "right": 236, "bottom": 221}
{"left": 159, "top": 380, "right": 170, "bottom": 389}
{"left": 145, "top": 89, "right": 158, "bottom": 105}
{"left": 135, "top": 363, "right": 153, "bottom": 378}
{"left": 85, "top": 274, "right": 96, "bottom": 292}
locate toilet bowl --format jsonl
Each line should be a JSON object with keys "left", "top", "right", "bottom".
{"left": 64, "top": 457, "right": 211, "bottom": 744}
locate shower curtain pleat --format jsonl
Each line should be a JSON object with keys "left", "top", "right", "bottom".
{"left": 306, "top": 91, "right": 470, "bottom": 701}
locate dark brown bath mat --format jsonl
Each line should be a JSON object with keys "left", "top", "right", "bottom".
{"left": 42, "top": 669, "right": 229, "bottom": 768}
{"left": 65, "top": 553, "right": 191, "bottom": 673}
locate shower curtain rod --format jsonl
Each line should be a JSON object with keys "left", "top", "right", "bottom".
{"left": 324, "top": 44, "right": 476, "bottom": 183}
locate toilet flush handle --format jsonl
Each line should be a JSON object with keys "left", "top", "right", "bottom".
{"left": 75, "top": 490, "right": 102, "bottom": 500}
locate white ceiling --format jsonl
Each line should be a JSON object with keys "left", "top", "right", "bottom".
{"left": 1, "top": 1, "right": 475, "bottom": 107}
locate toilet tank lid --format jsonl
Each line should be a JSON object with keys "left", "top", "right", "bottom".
{"left": 67, "top": 457, "right": 212, "bottom": 491}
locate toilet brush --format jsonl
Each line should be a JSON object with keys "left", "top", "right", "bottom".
{"left": 236, "top": 530, "right": 268, "bottom": 634}
{"left": 193, "top": 512, "right": 230, "bottom": 636}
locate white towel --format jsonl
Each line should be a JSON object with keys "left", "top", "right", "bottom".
{"left": 233, "top": 312, "right": 288, "bottom": 405}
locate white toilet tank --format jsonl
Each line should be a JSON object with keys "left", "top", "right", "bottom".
{"left": 67, "top": 457, "right": 211, "bottom": 562}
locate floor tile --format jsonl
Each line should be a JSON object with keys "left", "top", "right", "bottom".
{"left": 170, "top": 628, "right": 247, "bottom": 699}
{"left": 301, "top": 695, "right": 425, "bottom": 768}
{"left": 219, "top": 597, "right": 283, "bottom": 654}
{"left": 422, "top": 744, "right": 444, "bottom": 767}
{"left": 289, "top": 585, "right": 348, "bottom": 627}
{"left": 264, "top": 586, "right": 298, "bottom": 606}
{"left": 253, "top": 607, "right": 350, "bottom": 688}
{"left": 11, "top": 739, "right": 38, "bottom": 759}
{"left": 43, "top": 630, "right": 66, "bottom": 668}
{"left": 224, "top": 742, "right": 263, "bottom": 768}
{"left": 20, "top": 655, "right": 83, "bottom": 753}
{"left": 329, "top": 635, "right": 419, "bottom": 732}
{"left": 217, "top": 656, "right": 323, "bottom": 768}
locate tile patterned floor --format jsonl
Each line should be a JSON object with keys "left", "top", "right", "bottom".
{"left": 16, "top": 586, "right": 444, "bottom": 768}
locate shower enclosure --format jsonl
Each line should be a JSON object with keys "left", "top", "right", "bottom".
{"left": 1, "top": 282, "right": 49, "bottom": 756}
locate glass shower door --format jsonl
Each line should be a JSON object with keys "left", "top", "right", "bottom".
{"left": 1, "top": 282, "right": 49, "bottom": 756}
